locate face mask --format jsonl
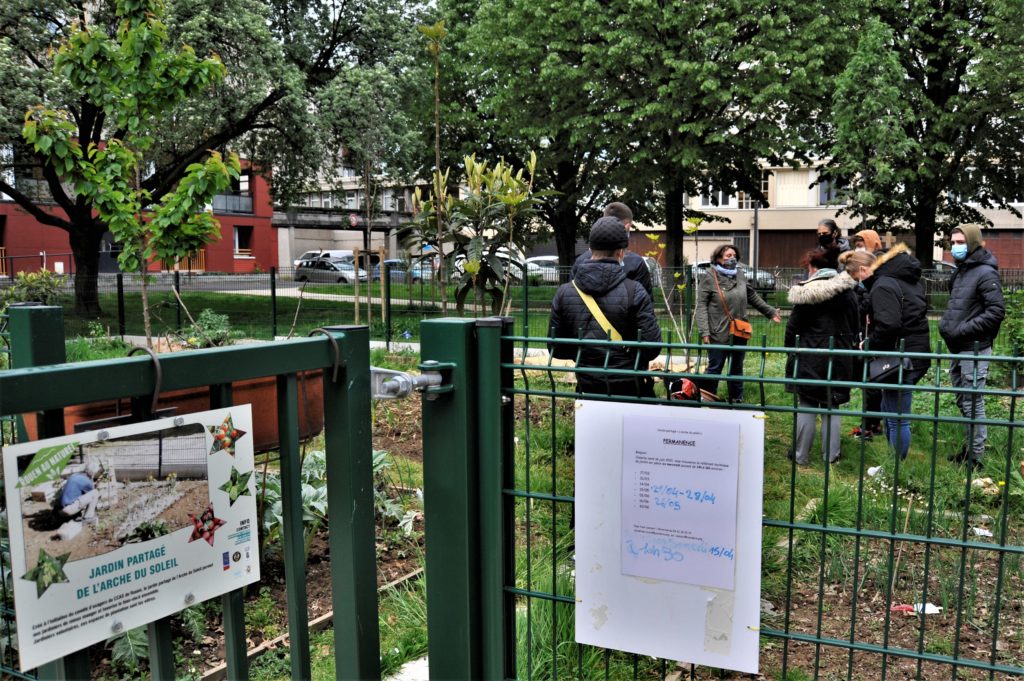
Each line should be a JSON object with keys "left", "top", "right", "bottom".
{"left": 818, "top": 234, "right": 833, "bottom": 248}
{"left": 951, "top": 243, "right": 969, "bottom": 261}
{"left": 855, "top": 246, "right": 867, "bottom": 253}
{"left": 723, "top": 257, "right": 737, "bottom": 268}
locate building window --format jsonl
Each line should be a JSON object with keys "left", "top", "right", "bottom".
{"left": 321, "top": 191, "right": 332, "bottom": 209}
{"left": 239, "top": 172, "right": 250, "bottom": 195}
{"left": 340, "top": 165, "right": 358, "bottom": 178}
{"left": 345, "top": 191, "right": 358, "bottom": 209}
{"left": 234, "top": 226, "right": 254, "bottom": 256}
{"left": 701, "top": 190, "right": 733, "bottom": 208}
{"left": 818, "top": 178, "right": 843, "bottom": 205}
{"left": 382, "top": 189, "right": 396, "bottom": 211}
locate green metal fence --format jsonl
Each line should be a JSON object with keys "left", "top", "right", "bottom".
{"left": 0, "top": 305, "right": 380, "bottom": 680}
{"left": 420, "top": 318, "right": 1024, "bottom": 679}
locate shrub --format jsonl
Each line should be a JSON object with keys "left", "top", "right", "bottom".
{"left": 1003, "top": 289, "right": 1024, "bottom": 356}
{"left": 0, "top": 270, "right": 65, "bottom": 311}
{"left": 177, "top": 308, "right": 234, "bottom": 348}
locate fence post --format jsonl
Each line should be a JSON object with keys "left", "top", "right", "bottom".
{"left": 8, "top": 305, "right": 91, "bottom": 680}
{"left": 382, "top": 262, "right": 392, "bottom": 350}
{"left": 320, "top": 326, "right": 381, "bottom": 680}
{"left": 173, "top": 270, "right": 182, "bottom": 330}
{"left": 270, "top": 266, "right": 278, "bottom": 340}
{"left": 476, "top": 318, "right": 516, "bottom": 679}
{"left": 116, "top": 273, "right": 126, "bottom": 337}
{"left": 420, "top": 318, "right": 482, "bottom": 680}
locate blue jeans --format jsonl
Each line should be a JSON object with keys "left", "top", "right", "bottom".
{"left": 701, "top": 338, "right": 748, "bottom": 401}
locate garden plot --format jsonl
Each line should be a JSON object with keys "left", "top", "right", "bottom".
{"left": 19, "top": 475, "right": 209, "bottom": 572}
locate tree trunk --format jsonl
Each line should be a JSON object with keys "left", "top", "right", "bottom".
{"left": 551, "top": 206, "right": 580, "bottom": 274}
{"left": 69, "top": 224, "right": 104, "bottom": 316}
{"left": 663, "top": 179, "right": 686, "bottom": 307}
{"left": 140, "top": 264, "right": 153, "bottom": 349}
{"left": 913, "top": 193, "right": 938, "bottom": 268}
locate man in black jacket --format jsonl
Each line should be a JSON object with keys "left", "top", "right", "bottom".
{"left": 550, "top": 217, "right": 662, "bottom": 396}
{"left": 571, "top": 203, "right": 653, "bottom": 295}
{"left": 939, "top": 225, "right": 1005, "bottom": 468}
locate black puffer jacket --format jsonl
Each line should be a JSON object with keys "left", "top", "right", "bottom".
{"left": 863, "top": 244, "right": 931, "bottom": 375}
{"left": 784, "top": 271, "right": 860, "bottom": 406}
{"left": 549, "top": 258, "right": 662, "bottom": 393}
{"left": 572, "top": 249, "right": 652, "bottom": 295}
{"left": 938, "top": 248, "right": 1005, "bottom": 353}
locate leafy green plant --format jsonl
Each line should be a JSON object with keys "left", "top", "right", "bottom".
{"left": 106, "top": 626, "right": 149, "bottom": 678}
{"left": 176, "top": 308, "right": 235, "bottom": 349}
{"left": 1003, "top": 289, "right": 1024, "bottom": 356}
{"left": 124, "top": 519, "right": 171, "bottom": 544}
{"left": 0, "top": 270, "right": 65, "bottom": 311}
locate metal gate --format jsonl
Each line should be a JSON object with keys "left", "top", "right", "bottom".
{"left": 419, "top": 317, "right": 1024, "bottom": 679}
{"left": 0, "top": 305, "right": 380, "bottom": 680}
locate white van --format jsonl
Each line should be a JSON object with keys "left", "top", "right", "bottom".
{"left": 293, "top": 249, "right": 354, "bottom": 267}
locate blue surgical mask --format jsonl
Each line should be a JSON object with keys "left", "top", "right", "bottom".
{"left": 951, "top": 244, "right": 969, "bottom": 261}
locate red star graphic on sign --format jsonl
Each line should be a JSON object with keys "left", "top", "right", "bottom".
{"left": 208, "top": 413, "right": 246, "bottom": 457}
{"left": 187, "top": 504, "right": 226, "bottom": 546}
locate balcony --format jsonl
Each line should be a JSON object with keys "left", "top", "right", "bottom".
{"left": 213, "top": 192, "right": 253, "bottom": 214}
{"left": 162, "top": 250, "right": 206, "bottom": 272}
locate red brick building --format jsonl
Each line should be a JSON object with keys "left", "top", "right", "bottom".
{"left": 0, "top": 164, "right": 277, "bottom": 277}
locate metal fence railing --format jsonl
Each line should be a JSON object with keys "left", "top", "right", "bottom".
{"left": 419, "top": 317, "right": 1024, "bottom": 679}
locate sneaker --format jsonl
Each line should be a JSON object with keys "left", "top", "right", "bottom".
{"left": 850, "top": 427, "right": 873, "bottom": 441}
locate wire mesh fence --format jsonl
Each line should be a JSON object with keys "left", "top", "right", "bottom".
{"left": 6, "top": 264, "right": 1020, "bottom": 354}
{"left": 498, "top": 334, "right": 1024, "bottom": 680}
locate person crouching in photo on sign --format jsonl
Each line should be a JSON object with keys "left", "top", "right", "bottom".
{"left": 549, "top": 216, "right": 662, "bottom": 397}
{"left": 784, "top": 250, "right": 860, "bottom": 465}
{"left": 57, "top": 459, "right": 103, "bottom": 526}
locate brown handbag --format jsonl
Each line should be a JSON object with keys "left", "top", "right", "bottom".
{"left": 712, "top": 269, "right": 753, "bottom": 339}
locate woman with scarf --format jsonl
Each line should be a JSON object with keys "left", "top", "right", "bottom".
{"left": 784, "top": 249, "right": 860, "bottom": 465}
{"left": 696, "top": 244, "right": 781, "bottom": 402}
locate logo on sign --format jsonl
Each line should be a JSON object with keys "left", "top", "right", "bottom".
{"left": 222, "top": 552, "right": 230, "bottom": 571}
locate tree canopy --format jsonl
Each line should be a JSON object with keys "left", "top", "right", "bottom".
{"left": 825, "top": 0, "right": 1024, "bottom": 265}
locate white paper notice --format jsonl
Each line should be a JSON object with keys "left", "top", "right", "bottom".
{"left": 621, "top": 415, "right": 739, "bottom": 590}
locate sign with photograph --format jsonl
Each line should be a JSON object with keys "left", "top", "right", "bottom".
{"left": 2, "top": 406, "right": 260, "bottom": 671}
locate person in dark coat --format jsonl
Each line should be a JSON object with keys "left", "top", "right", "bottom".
{"left": 550, "top": 216, "right": 662, "bottom": 396}
{"left": 939, "top": 224, "right": 1005, "bottom": 468}
{"left": 844, "top": 245, "right": 931, "bottom": 460}
{"left": 844, "top": 229, "right": 887, "bottom": 440}
{"left": 784, "top": 250, "right": 860, "bottom": 465}
{"left": 571, "top": 202, "right": 652, "bottom": 295}
{"left": 695, "top": 244, "right": 780, "bottom": 402}
{"left": 815, "top": 219, "right": 851, "bottom": 266}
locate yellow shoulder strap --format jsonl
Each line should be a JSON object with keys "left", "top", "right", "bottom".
{"left": 572, "top": 281, "right": 622, "bottom": 341}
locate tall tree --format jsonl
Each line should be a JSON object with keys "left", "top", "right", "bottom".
{"left": 0, "top": 0, "right": 419, "bottom": 313}
{"left": 576, "top": 0, "right": 847, "bottom": 270}
{"left": 826, "top": 1, "right": 1024, "bottom": 265}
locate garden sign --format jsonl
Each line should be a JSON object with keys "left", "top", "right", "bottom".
{"left": 574, "top": 402, "right": 764, "bottom": 674}
{"left": 2, "top": 406, "right": 260, "bottom": 671}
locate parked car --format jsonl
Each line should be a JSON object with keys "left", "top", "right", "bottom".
{"left": 922, "top": 260, "right": 957, "bottom": 287}
{"left": 293, "top": 249, "right": 353, "bottom": 267}
{"left": 691, "top": 261, "right": 776, "bottom": 295}
{"left": 451, "top": 249, "right": 526, "bottom": 282}
{"left": 525, "top": 256, "right": 562, "bottom": 283}
{"left": 373, "top": 259, "right": 435, "bottom": 283}
{"left": 294, "top": 258, "right": 368, "bottom": 283}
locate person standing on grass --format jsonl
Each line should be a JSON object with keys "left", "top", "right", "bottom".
{"left": 844, "top": 247, "right": 931, "bottom": 460}
{"left": 695, "top": 243, "right": 781, "bottom": 403}
{"left": 784, "top": 249, "right": 860, "bottom": 465}
{"left": 939, "top": 225, "right": 1005, "bottom": 470}
{"left": 572, "top": 202, "right": 653, "bottom": 295}
{"left": 549, "top": 216, "right": 662, "bottom": 397}
{"left": 845, "top": 230, "right": 888, "bottom": 442}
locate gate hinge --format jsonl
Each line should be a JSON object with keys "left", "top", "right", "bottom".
{"left": 371, "top": 361, "right": 453, "bottom": 400}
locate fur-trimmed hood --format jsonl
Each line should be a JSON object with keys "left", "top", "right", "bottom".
{"left": 788, "top": 270, "right": 857, "bottom": 305}
{"left": 869, "top": 242, "right": 922, "bottom": 285}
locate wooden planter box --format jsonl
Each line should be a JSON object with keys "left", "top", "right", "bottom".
{"left": 23, "top": 370, "right": 324, "bottom": 452}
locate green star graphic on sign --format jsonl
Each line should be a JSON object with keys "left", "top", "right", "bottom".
{"left": 22, "top": 549, "right": 70, "bottom": 597}
{"left": 218, "top": 467, "right": 253, "bottom": 505}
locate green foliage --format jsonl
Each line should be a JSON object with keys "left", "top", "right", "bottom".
{"left": 123, "top": 518, "right": 171, "bottom": 544}
{"left": 407, "top": 154, "right": 548, "bottom": 314}
{"left": 106, "top": 626, "right": 149, "bottom": 678}
{"left": 176, "top": 308, "right": 235, "bottom": 348}
{"left": 1003, "top": 289, "right": 1024, "bottom": 356}
{"left": 826, "top": 0, "right": 1024, "bottom": 260}
{"left": 0, "top": 270, "right": 65, "bottom": 311}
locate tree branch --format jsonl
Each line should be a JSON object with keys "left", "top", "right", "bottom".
{"left": 0, "top": 178, "right": 73, "bottom": 231}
